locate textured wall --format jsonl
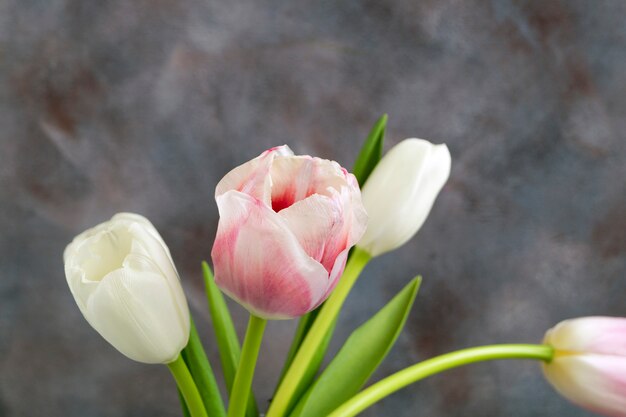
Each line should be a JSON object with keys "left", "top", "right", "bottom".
{"left": 1, "top": 0, "right": 625, "bottom": 416}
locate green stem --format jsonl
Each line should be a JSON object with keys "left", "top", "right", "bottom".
{"left": 227, "top": 315, "right": 267, "bottom": 417}
{"left": 275, "top": 308, "right": 320, "bottom": 389}
{"left": 177, "top": 387, "right": 192, "bottom": 417}
{"left": 168, "top": 355, "right": 209, "bottom": 417}
{"left": 267, "top": 247, "right": 372, "bottom": 417}
{"left": 327, "top": 344, "right": 554, "bottom": 417}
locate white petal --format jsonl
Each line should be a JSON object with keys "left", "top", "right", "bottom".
{"left": 125, "top": 224, "right": 189, "bottom": 328}
{"left": 86, "top": 265, "right": 189, "bottom": 364}
{"left": 112, "top": 213, "right": 175, "bottom": 263}
{"left": 358, "top": 139, "right": 451, "bottom": 257}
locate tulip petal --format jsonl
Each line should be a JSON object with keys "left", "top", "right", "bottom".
{"left": 211, "top": 190, "right": 328, "bottom": 319}
{"left": 319, "top": 247, "right": 350, "bottom": 304}
{"left": 127, "top": 223, "right": 189, "bottom": 325}
{"left": 216, "top": 146, "right": 294, "bottom": 206}
{"left": 65, "top": 226, "right": 135, "bottom": 315}
{"left": 64, "top": 263, "right": 96, "bottom": 321}
{"left": 544, "top": 316, "right": 626, "bottom": 357}
{"left": 544, "top": 354, "right": 626, "bottom": 417}
{"left": 86, "top": 265, "right": 189, "bottom": 364}
{"left": 279, "top": 193, "right": 345, "bottom": 272}
{"left": 272, "top": 155, "right": 367, "bottom": 277}
{"left": 358, "top": 139, "right": 451, "bottom": 257}
{"left": 269, "top": 156, "right": 348, "bottom": 212}
{"left": 113, "top": 212, "right": 176, "bottom": 264}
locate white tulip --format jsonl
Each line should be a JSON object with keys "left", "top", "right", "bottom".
{"left": 357, "top": 139, "right": 451, "bottom": 257}
{"left": 64, "top": 213, "right": 190, "bottom": 364}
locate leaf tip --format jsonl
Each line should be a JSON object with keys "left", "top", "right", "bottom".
{"left": 201, "top": 260, "right": 215, "bottom": 283}
{"left": 407, "top": 276, "right": 422, "bottom": 298}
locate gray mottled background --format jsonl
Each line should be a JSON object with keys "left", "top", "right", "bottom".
{"left": 1, "top": 0, "right": 625, "bottom": 416}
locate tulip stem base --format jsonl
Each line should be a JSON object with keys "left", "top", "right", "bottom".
{"left": 228, "top": 315, "right": 267, "bottom": 417}
{"left": 168, "top": 355, "right": 209, "bottom": 417}
{"left": 327, "top": 344, "right": 554, "bottom": 417}
{"left": 267, "top": 247, "right": 372, "bottom": 417}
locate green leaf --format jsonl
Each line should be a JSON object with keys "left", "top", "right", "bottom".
{"left": 289, "top": 277, "right": 421, "bottom": 417}
{"left": 181, "top": 316, "right": 227, "bottom": 417}
{"left": 352, "top": 114, "right": 387, "bottom": 186}
{"left": 202, "top": 261, "right": 259, "bottom": 417}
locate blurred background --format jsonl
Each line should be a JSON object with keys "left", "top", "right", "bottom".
{"left": 1, "top": 0, "right": 625, "bottom": 416}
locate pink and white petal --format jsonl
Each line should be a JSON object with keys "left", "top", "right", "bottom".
{"left": 278, "top": 186, "right": 363, "bottom": 307}
{"left": 315, "top": 247, "right": 350, "bottom": 308}
{"left": 278, "top": 193, "right": 346, "bottom": 272}
{"left": 86, "top": 267, "right": 189, "bottom": 364}
{"left": 262, "top": 145, "right": 294, "bottom": 158}
{"left": 211, "top": 190, "right": 328, "bottom": 319}
{"left": 317, "top": 185, "right": 366, "bottom": 269}
{"left": 344, "top": 175, "right": 368, "bottom": 246}
{"left": 545, "top": 317, "right": 626, "bottom": 356}
{"left": 215, "top": 146, "right": 293, "bottom": 205}
{"left": 544, "top": 354, "right": 626, "bottom": 417}
{"left": 269, "top": 156, "right": 348, "bottom": 212}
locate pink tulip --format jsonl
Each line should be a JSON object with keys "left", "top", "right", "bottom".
{"left": 211, "top": 146, "right": 367, "bottom": 319}
{"left": 543, "top": 316, "right": 626, "bottom": 417}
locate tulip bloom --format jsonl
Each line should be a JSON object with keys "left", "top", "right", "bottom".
{"left": 64, "top": 213, "right": 190, "bottom": 364}
{"left": 543, "top": 316, "right": 626, "bottom": 417}
{"left": 357, "top": 138, "right": 451, "bottom": 257}
{"left": 211, "top": 146, "right": 367, "bottom": 320}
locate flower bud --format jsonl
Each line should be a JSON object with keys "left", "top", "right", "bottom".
{"left": 64, "top": 213, "right": 190, "bottom": 364}
{"left": 357, "top": 139, "right": 451, "bottom": 257}
{"left": 211, "top": 146, "right": 367, "bottom": 320}
{"left": 543, "top": 316, "right": 626, "bottom": 417}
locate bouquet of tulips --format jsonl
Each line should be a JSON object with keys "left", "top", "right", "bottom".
{"left": 63, "top": 116, "right": 626, "bottom": 417}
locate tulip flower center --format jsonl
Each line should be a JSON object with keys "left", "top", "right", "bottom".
{"left": 269, "top": 157, "right": 345, "bottom": 213}
{"left": 80, "top": 227, "right": 133, "bottom": 281}
{"left": 272, "top": 193, "right": 298, "bottom": 212}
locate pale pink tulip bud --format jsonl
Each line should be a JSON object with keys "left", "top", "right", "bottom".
{"left": 211, "top": 146, "right": 368, "bottom": 319}
{"left": 543, "top": 316, "right": 626, "bottom": 417}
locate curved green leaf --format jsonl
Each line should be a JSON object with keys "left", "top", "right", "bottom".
{"left": 202, "top": 261, "right": 259, "bottom": 417}
{"left": 290, "top": 277, "right": 421, "bottom": 417}
{"left": 181, "top": 316, "right": 226, "bottom": 417}
{"left": 352, "top": 114, "right": 387, "bottom": 186}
